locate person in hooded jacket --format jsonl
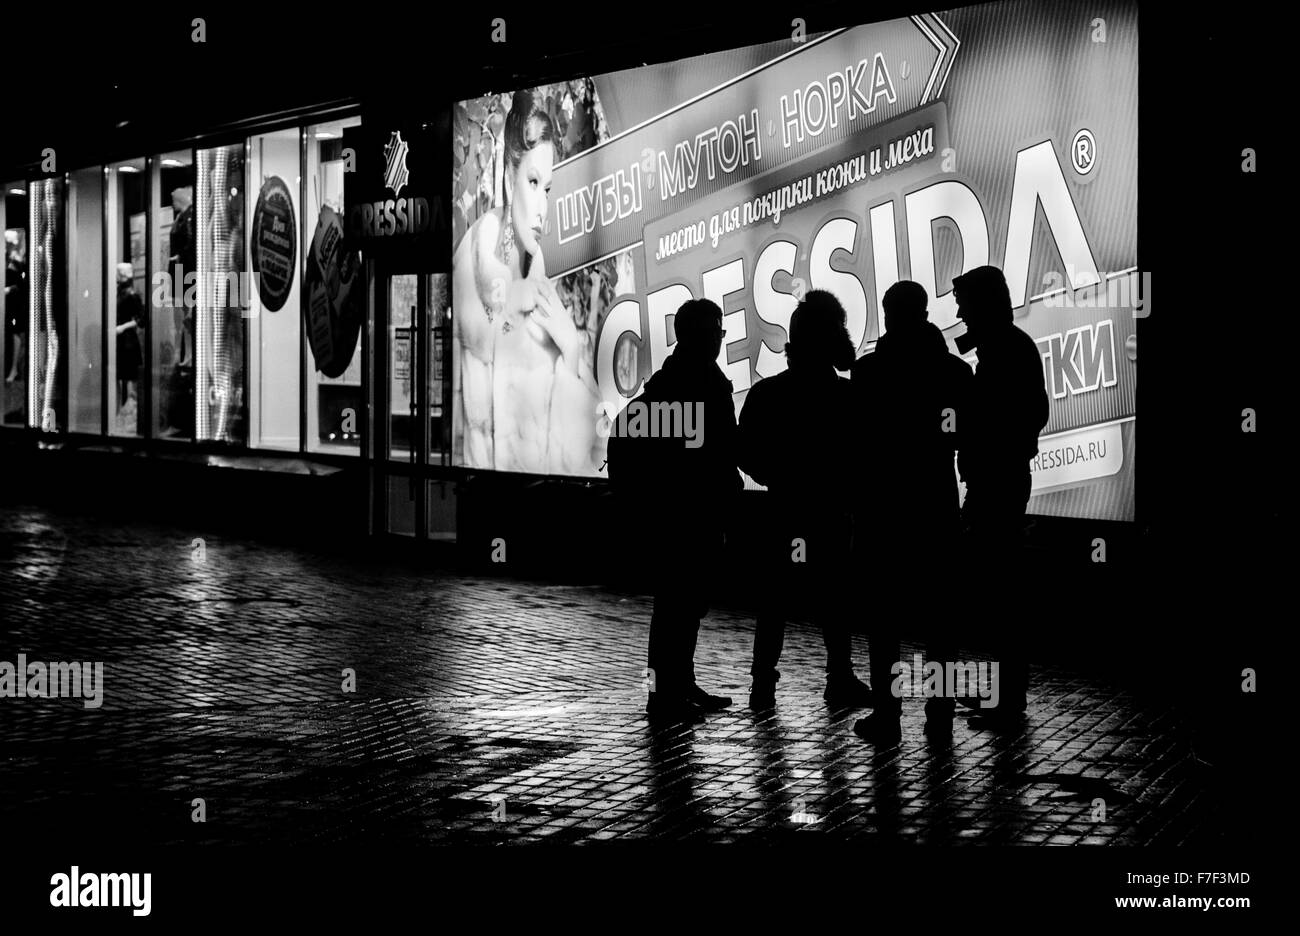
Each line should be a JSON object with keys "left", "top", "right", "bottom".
{"left": 738, "top": 289, "right": 872, "bottom": 710}
{"left": 951, "top": 264, "right": 1050, "bottom": 728}
{"left": 849, "top": 280, "right": 972, "bottom": 742}
{"left": 606, "top": 297, "right": 742, "bottom": 722}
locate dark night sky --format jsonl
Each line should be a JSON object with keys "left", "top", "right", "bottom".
{"left": 1, "top": 4, "right": 901, "bottom": 175}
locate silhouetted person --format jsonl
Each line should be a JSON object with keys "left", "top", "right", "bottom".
{"left": 951, "top": 265, "right": 1049, "bottom": 728}
{"left": 739, "top": 290, "right": 872, "bottom": 709}
{"left": 606, "top": 298, "right": 741, "bottom": 722}
{"left": 850, "top": 281, "right": 972, "bottom": 741}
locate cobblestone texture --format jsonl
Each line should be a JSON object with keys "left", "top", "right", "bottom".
{"left": 0, "top": 507, "right": 1223, "bottom": 845}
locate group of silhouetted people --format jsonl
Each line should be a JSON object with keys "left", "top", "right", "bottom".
{"left": 607, "top": 265, "right": 1049, "bottom": 742}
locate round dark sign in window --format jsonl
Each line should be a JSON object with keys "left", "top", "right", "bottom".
{"left": 305, "top": 206, "right": 363, "bottom": 379}
{"left": 251, "top": 176, "right": 296, "bottom": 312}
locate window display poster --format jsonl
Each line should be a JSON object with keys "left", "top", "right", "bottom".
{"left": 251, "top": 176, "right": 297, "bottom": 312}
{"left": 391, "top": 327, "right": 411, "bottom": 417}
{"left": 156, "top": 206, "right": 173, "bottom": 304}
{"left": 305, "top": 206, "right": 363, "bottom": 379}
{"left": 129, "top": 213, "right": 145, "bottom": 297}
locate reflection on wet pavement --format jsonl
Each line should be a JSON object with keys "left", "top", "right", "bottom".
{"left": 0, "top": 507, "right": 1221, "bottom": 844}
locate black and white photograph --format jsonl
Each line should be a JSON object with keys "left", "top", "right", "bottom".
{"left": 0, "top": 0, "right": 1277, "bottom": 924}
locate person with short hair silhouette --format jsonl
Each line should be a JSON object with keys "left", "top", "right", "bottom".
{"left": 950, "top": 265, "right": 1049, "bottom": 728}
{"left": 850, "top": 280, "right": 973, "bottom": 742}
{"left": 606, "top": 297, "right": 741, "bottom": 723}
{"left": 738, "top": 290, "right": 872, "bottom": 710}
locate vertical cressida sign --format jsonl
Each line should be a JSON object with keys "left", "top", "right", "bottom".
{"left": 455, "top": 0, "right": 1138, "bottom": 519}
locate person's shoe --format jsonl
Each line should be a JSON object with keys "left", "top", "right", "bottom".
{"left": 749, "top": 681, "right": 777, "bottom": 710}
{"left": 749, "top": 669, "right": 780, "bottom": 710}
{"left": 689, "top": 685, "right": 733, "bottom": 711}
{"left": 853, "top": 711, "right": 902, "bottom": 743}
{"left": 959, "top": 693, "right": 1027, "bottom": 714}
{"left": 824, "top": 673, "right": 874, "bottom": 709}
{"left": 966, "top": 707, "right": 1027, "bottom": 732}
{"left": 645, "top": 694, "right": 706, "bottom": 724}
{"left": 925, "top": 697, "right": 956, "bottom": 717}
{"left": 924, "top": 698, "right": 955, "bottom": 736}
{"left": 956, "top": 692, "right": 1000, "bottom": 711}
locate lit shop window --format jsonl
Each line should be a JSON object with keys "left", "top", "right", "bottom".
{"left": 428, "top": 272, "right": 450, "bottom": 465}
{"left": 2, "top": 181, "right": 29, "bottom": 427}
{"left": 246, "top": 129, "right": 301, "bottom": 451}
{"left": 28, "top": 177, "right": 65, "bottom": 432}
{"left": 67, "top": 167, "right": 104, "bottom": 434}
{"left": 106, "top": 158, "right": 147, "bottom": 437}
{"left": 305, "top": 117, "right": 362, "bottom": 454}
{"left": 151, "top": 150, "right": 196, "bottom": 440}
{"left": 194, "top": 142, "right": 248, "bottom": 444}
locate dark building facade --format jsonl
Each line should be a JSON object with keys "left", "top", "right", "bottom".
{"left": 0, "top": 2, "right": 1178, "bottom": 577}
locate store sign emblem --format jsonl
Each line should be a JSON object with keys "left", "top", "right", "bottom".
{"left": 384, "top": 131, "right": 410, "bottom": 198}
{"left": 348, "top": 127, "right": 438, "bottom": 241}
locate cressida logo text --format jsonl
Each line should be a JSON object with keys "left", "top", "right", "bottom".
{"left": 593, "top": 137, "right": 1114, "bottom": 405}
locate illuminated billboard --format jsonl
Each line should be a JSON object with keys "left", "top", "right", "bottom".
{"left": 451, "top": 0, "right": 1138, "bottom": 520}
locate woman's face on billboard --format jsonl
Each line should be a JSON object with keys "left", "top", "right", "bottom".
{"left": 508, "top": 141, "right": 555, "bottom": 259}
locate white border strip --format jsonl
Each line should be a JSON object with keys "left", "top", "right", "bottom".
{"left": 1040, "top": 415, "right": 1135, "bottom": 441}
{"left": 912, "top": 15, "right": 945, "bottom": 105}
{"left": 932, "top": 13, "right": 960, "bottom": 98}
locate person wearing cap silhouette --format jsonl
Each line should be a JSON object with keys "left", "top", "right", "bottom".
{"left": 738, "top": 289, "right": 872, "bottom": 710}
{"left": 850, "top": 280, "right": 972, "bottom": 742}
{"left": 951, "top": 265, "right": 1049, "bottom": 728}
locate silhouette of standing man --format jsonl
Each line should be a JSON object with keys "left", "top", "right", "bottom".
{"left": 606, "top": 298, "right": 741, "bottom": 723}
{"left": 850, "top": 281, "right": 972, "bottom": 741}
{"left": 951, "top": 265, "right": 1049, "bottom": 727}
{"left": 739, "top": 290, "right": 872, "bottom": 710}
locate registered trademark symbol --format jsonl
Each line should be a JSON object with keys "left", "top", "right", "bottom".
{"left": 1071, "top": 128, "right": 1096, "bottom": 175}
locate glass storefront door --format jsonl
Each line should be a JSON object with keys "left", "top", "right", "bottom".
{"left": 375, "top": 267, "right": 454, "bottom": 540}
{"left": 2, "top": 182, "right": 29, "bottom": 427}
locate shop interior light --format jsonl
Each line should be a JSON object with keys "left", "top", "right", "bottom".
{"left": 161, "top": 158, "right": 185, "bottom": 168}
{"left": 314, "top": 131, "right": 337, "bottom": 139}
{"left": 8, "top": 187, "right": 24, "bottom": 195}
{"left": 116, "top": 165, "right": 139, "bottom": 174}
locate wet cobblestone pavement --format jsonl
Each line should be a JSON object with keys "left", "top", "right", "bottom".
{"left": 0, "top": 506, "right": 1226, "bottom": 846}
